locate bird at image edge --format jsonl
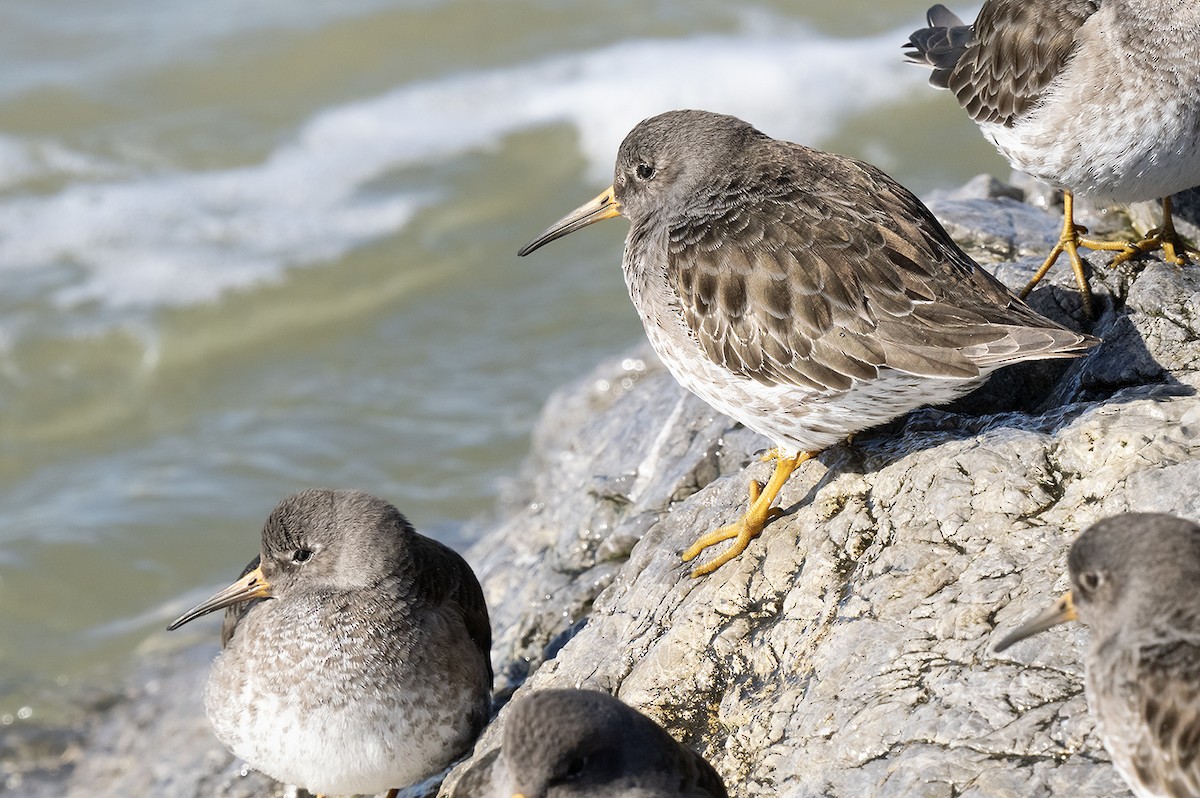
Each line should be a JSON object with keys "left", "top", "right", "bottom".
{"left": 904, "top": 0, "right": 1200, "bottom": 317}
{"left": 996, "top": 513, "right": 1200, "bottom": 798}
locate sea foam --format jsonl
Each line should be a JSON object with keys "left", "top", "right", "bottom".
{"left": 0, "top": 24, "right": 924, "bottom": 315}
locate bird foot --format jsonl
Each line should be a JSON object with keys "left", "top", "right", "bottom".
{"left": 680, "top": 450, "right": 811, "bottom": 578}
{"left": 1107, "top": 227, "right": 1195, "bottom": 268}
{"left": 680, "top": 509, "right": 772, "bottom": 578}
{"left": 1019, "top": 225, "right": 1097, "bottom": 319}
{"left": 1106, "top": 196, "right": 1198, "bottom": 268}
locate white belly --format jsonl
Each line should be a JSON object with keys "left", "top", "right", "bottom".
{"left": 203, "top": 607, "right": 483, "bottom": 795}
{"left": 642, "top": 321, "right": 985, "bottom": 455}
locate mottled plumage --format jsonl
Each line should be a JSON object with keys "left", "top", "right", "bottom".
{"left": 520, "top": 110, "right": 1095, "bottom": 576}
{"left": 485, "top": 689, "right": 727, "bottom": 798}
{"left": 996, "top": 513, "right": 1200, "bottom": 798}
{"left": 905, "top": 0, "right": 1200, "bottom": 312}
{"left": 168, "top": 489, "right": 493, "bottom": 796}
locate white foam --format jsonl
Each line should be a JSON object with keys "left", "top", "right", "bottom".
{"left": 0, "top": 22, "right": 926, "bottom": 313}
{"left": 0, "top": 135, "right": 122, "bottom": 191}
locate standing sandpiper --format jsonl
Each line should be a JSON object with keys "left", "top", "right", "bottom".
{"left": 905, "top": 1, "right": 1200, "bottom": 315}
{"left": 519, "top": 110, "right": 1096, "bottom": 576}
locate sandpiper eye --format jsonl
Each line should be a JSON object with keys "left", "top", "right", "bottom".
{"left": 292, "top": 548, "right": 314, "bottom": 564}
{"left": 1078, "top": 571, "right": 1102, "bottom": 593}
{"left": 558, "top": 754, "right": 588, "bottom": 782}
{"left": 636, "top": 162, "right": 655, "bottom": 180}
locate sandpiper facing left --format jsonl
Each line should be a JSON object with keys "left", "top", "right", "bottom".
{"left": 168, "top": 488, "right": 493, "bottom": 797}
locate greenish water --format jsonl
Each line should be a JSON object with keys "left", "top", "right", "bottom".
{"left": 0, "top": 0, "right": 1005, "bottom": 727}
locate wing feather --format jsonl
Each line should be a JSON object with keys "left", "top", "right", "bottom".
{"left": 665, "top": 141, "right": 1094, "bottom": 392}
{"left": 904, "top": 0, "right": 1099, "bottom": 125}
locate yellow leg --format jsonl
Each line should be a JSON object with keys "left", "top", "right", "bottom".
{"left": 1109, "top": 196, "right": 1198, "bottom": 268}
{"left": 1019, "top": 190, "right": 1116, "bottom": 318}
{"left": 681, "top": 449, "right": 814, "bottom": 577}
{"left": 384, "top": 790, "right": 399, "bottom": 798}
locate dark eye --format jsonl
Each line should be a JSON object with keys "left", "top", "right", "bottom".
{"left": 292, "top": 548, "right": 314, "bottom": 564}
{"left": 635, "top": 162, "right": 655, "bottom": 180}
{"left": 555, "top": 754, "right": 588, "bottom": 783}
{"left": 1077, "top": 571, "right": 1102, "bottom": 594}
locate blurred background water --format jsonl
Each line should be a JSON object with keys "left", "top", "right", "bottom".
{"left": 0, "top": 0, "right": 1002, "bottom": 726}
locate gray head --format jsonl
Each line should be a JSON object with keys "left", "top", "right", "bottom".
{"left": 495, "top": 688, "right": 726, "bottom": 798}
{"left": 517, "top": 110, "right": 768, "bottom": 255}
{"left": 610, "top": 110, "right": 766, "bottom": 225}
{"left": 1067, "top": 513, "right": 1200, "bottom": 641}
{"left": 995, "top": 513, "right": 1200, "bottom": 651}
{"left": 167, "top": 489, "right": 417, "bottom": 630}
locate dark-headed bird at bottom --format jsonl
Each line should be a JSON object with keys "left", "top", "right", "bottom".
{"left": 479, "top": 688, "right": 728, "bottom": 798}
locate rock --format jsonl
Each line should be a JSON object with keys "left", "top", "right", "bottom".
{"left": 443, "top": 186, "right": 1200, "bottom": 798}
{"left": 7, "top": 182, "right": 1199, "bottom": 798}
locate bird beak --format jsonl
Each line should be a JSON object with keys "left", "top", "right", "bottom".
{"left": 993, "top": 591, "right": 1077, "bottom": 652}
{"left": 167, "top": 563, "right": 273, "bottom": 630}
{"left": 517, "top": 186, "right": 621, "bottom": 256}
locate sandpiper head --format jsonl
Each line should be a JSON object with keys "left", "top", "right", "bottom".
{"left": 995, "top": 513, "right": 1200, "bottom": 651}
{"left": 498, "top": 688, "right": 714, "bottom": 798}
{"left": 1065, "top": 513, "right": 1200, "bottom": 640}
{"left": 517, "top": 110, "right": 765, "bottom": 256}
{"left": 611, "top": 110, "right": 763, "bottom": 225}
{"left": 167, "top": 489, "right": 416, "bottom": 630}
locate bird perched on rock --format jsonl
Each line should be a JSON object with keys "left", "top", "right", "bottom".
{"left": 475, "top": 688, "right": 727, "bottom": 798}
{"left": 518, "top": 109, "right": 1096, "bottom": 577}
{"left": 904, "top": 1, "right": 1200, "bottom": 316}
{"left": 168, "top": 489, "right": 493, "bottom": 797}
{"left": 995, "top": 513, "right": 1200, "bottom": 798}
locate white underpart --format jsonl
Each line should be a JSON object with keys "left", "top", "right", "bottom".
{"left": 204, "top": 604, "right": 480, "bottom": 795}
{"left": 640, "top": 312, "right": 988, "bottom": 456}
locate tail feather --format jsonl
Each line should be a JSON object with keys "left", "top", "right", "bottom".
{"left": 966, "top": 327, "right": 1099, "bottom": 368}
{"left": 902, "top": 4, "right": 972, "bottom": 90}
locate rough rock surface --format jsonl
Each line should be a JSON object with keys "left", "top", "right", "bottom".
{"left": 4, "top": 182, "right": 1199, "bottom": 798}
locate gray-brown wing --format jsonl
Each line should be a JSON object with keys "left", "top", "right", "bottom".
{"left": 907, "top": 0, "right": 1098, "bottom": 125}
{"left": 413, "top": 535, "right": 494, "bottom": 684}
{"left": 1133, "top": 644, "right": 1200, "bottom": 797}
{"left": 665, "top": 143, "right": 1094, "bottom": 393}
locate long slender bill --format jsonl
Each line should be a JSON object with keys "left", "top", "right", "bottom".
{"left": 167, "top": 563, "right": 273, "bottom": 631}
{"left": 993, "top": 591, "right": 1077, "bottom": 652}
{"left": 517, "top": 186, "right": 621, "bottom": 256}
